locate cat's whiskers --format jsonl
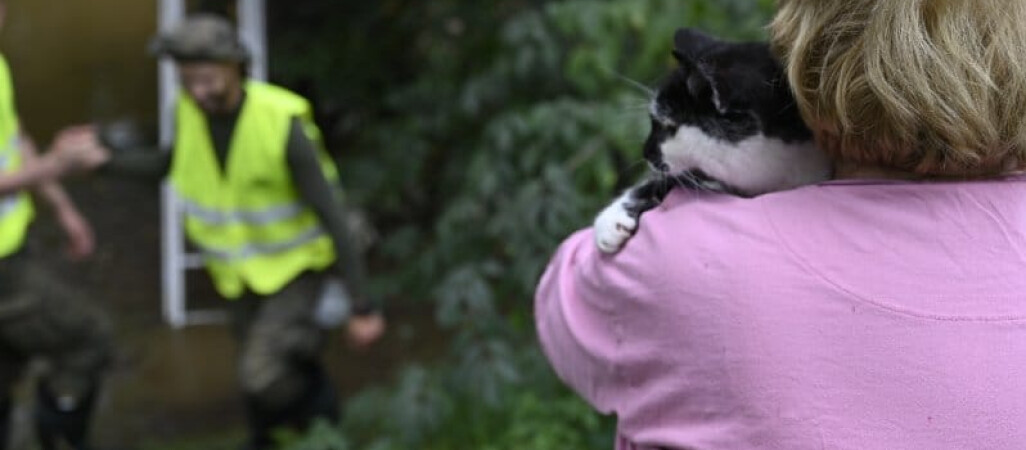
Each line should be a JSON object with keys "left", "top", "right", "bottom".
{"left": 613, "top": 107, "right": 651, "bottom": 122}
{"left": 659, "top": 171, "right": 671, "bottom": 195}
{"left": 619, "top": 99, "right": 654, "bottom": 113}
{"left": 672, "top": 173, "right": 693, "bottom": 192}
{"left": 677, "top": 171, "right": 714, "bottom": 194}
{"left": 612, "top": 71, "right": 656, "bottom": 98}
{"left": 622, "top": 158, "right": 649, "bottom": 173}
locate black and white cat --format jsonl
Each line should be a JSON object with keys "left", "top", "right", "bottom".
{"left": 594, "top": 28, "right": 831, "bottom": 253}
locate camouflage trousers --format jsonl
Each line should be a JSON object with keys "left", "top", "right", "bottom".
{"left": 0, "top": 251, "right": 113, "bottom": 407}
{"left": 230, "top": 270, "right": 330, "bottom": 412}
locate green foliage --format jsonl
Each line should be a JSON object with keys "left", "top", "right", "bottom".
{"left": 270, "top": 0, "right": 774, "bottom": 448}
{"left": 278, "top": 420, "right": 350, "bottom": 450}
{"left": 139, "top": 430, "right": 246, "bottom": 450}
{"left": 481, "top": 390, "right": 612, "bottom": 450}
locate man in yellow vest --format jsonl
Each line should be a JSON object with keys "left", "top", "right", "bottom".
{"left": 97, "top": 14, "right": 385, "bottom": 448}
{"left": 0, "top": 1, "right": 114, "bottom": 449}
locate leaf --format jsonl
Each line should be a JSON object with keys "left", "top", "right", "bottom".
{"left": 433, "top": 265, "right": 497, "bottom": 329}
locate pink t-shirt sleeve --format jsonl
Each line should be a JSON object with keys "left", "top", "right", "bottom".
{"left": 535, "top": 225, "right": 673, "bottom": 410}
{"left": 536, "top": 226, "right": 682, "bottom": 450}
{"left": 535, "top": 229, "right": 623, "bottom": 413}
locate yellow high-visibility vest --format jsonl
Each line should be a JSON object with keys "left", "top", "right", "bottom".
{"left": 169, "top": 81, "right": 338, "bottom": 299}
{"left": 0, "top": 54, "right": 34, "bottom": 258}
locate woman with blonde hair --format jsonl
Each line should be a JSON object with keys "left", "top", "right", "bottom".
{"left": 535, "top": 1, "right": 1026, "bottom": 449}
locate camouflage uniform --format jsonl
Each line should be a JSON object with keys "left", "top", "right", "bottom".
{"left": 230, "top": 270, "right": 338, "bottom": 446}
{"left": 0, "top": 249, "right": 112, "bottom": 450}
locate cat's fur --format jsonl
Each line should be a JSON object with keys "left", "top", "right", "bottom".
{"left": 594, "top": 28, "right": 831, "bottom": 253}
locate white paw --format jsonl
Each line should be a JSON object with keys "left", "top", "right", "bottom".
{"left": 594, "top": 202, "right": 637, "bottom": 253}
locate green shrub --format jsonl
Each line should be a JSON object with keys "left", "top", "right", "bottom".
{"left": 271, "top": 0, "right": 775, "bottom": 448}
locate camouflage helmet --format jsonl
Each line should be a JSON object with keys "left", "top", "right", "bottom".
{"left": 148, "top": 13, "right": 250, "bottom": 63}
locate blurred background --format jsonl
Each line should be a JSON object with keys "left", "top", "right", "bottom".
{"left": 2, "top": 0, "right": 773, "bottom": 448}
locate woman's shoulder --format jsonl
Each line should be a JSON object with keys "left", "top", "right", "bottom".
{"left": 654, "top": 175, "right": 1026, "bottom": 228}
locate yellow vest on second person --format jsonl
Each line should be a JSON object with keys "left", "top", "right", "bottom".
{"left": 0, "top": 54, "right": 34, "bottom": 258}
{"left": 169, "top": 81, "right": 338, "bottom": 299}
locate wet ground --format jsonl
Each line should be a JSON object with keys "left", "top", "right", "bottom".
{"left": 15, "top": 177, "right": 444, "bottom": 449}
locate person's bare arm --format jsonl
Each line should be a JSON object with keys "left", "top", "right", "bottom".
{"left": 19, "top": 128, "right": 97, "bottom": 259}
{"left": 0, "top": 156, "right": 65, "bottom": 194}
{"left": 0, "top": 125, "right": 105, "bottom": 195}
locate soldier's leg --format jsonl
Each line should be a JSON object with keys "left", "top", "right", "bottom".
{"left": 0, "top": 346, "right": 27, "bottom": 450}
{"left": 36, "top": 338, "right": 109, "bottom": 450}
{"left": 234, "top": 271, "right": 336, "bottom": 450}
{"left": 0, "top": 253, "right": 32, "bottom": 449}
{"left": 4, "top": 263, "right": 113, "bottom": 450}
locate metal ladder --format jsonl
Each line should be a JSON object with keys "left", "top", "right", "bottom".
{"left": 158, "top": 0, "right": 268, "bottom": 328}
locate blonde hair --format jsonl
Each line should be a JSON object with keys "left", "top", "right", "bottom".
{"left": 770, "top": 0, "right": 1026, "bottom": 176}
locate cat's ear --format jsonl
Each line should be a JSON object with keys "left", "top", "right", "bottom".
{"left": 672, "top": 28, "right": 735, "bottom": 112}
{"left": 672, "top": 28, "right": 717, "bottom": 64}
{"left": 699, "top": 49, "right": 783, "bottom": 115}
{"left": 695, "top": 64, "right": 745, "bottom": 114}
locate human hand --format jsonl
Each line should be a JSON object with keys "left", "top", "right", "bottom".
{"left": 50, "top": 126, "right": 109, "bottom": 174}
{"left": 346, "top": 312, "right": 386, "bottom": 350}
{"left": 56, "top": 206, "right": 95, "bottom": 260}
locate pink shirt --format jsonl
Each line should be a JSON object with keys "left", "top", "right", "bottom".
{"left": 535, "top": 177, "right": 1026, "bottom": 450}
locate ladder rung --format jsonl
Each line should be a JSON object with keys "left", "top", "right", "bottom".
{"left": 183, "top": 253, "right": 205, "bottom": 269}
{"left": 185, "top": 309, "right": 229, "bottom": 325}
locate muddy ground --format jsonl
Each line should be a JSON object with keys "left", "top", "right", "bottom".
{"left": 15, "top": 177, "right": 440, "bottom": 449}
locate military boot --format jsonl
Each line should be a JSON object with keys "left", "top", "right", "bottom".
{"left": 34, "top": 382, "right": 97, "bottom": 450}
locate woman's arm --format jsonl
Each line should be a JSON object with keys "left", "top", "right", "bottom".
{"left": 535, "top": 229, "right": 629, "bottom": 414}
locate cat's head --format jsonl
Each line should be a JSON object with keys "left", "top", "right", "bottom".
{"left": 644, "top": 28, "right": 827, "bottom": 195}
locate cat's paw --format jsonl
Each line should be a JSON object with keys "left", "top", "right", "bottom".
{"left": 594, "top": 203, "right": 637, "bottom": 253}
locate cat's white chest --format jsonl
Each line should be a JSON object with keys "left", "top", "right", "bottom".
{"left": 660, "top": 125, "right": 831, "bottom": 195}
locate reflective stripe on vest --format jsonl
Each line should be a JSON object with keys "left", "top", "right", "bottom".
{"left": 169, "top": 81, "right": 338, "bottom": 298}
{"left": 0, "top": 195, "right": 19, "bottom": 218}
{"left": 197, "top": 226, "right": 326, "bottom": 262}
{"left": 0, "top": 136, "right": 18, "bottom": 171}
{"left": 0, "top": 135, "right": 27, "bottom": 225}
{"left": 179, "top": 197, "right": 306, "bottom": 226}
